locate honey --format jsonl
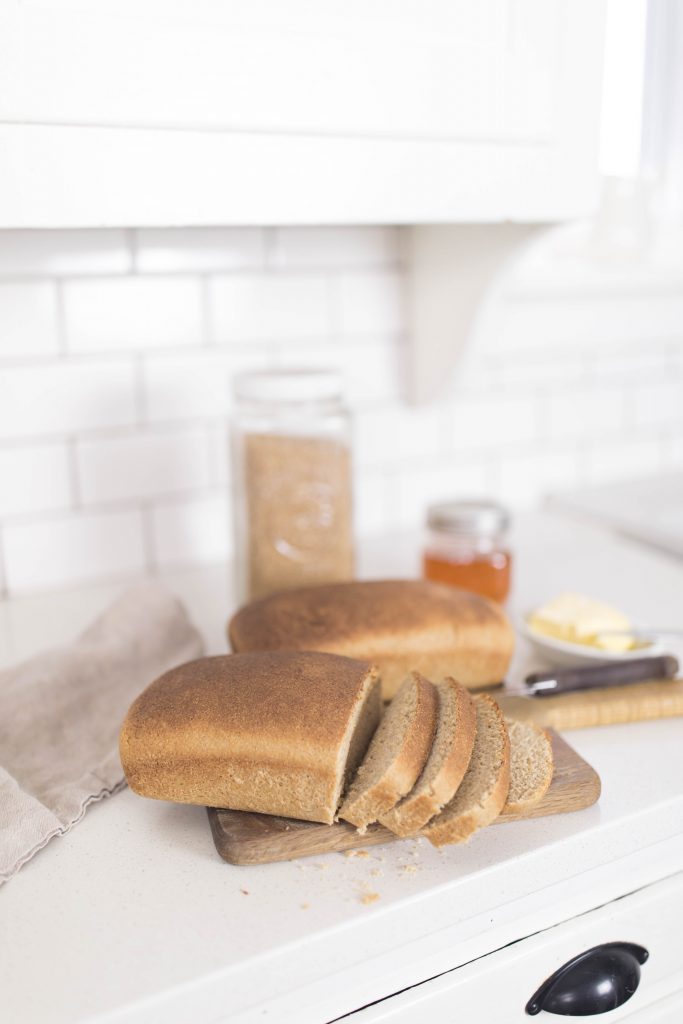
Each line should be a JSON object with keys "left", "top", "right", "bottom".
{"left": 423, "top": 549, "right": 512, "bottom": 603}
{"left": 423, "top": 500, "right": 512, "bottom": 604}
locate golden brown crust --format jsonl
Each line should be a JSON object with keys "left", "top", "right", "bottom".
{"left": 338, "top": 673, "right": 438, "bottom": 830}
{"left": 423, "top": 694, "right": 510, "bottom": 847}
{"left": 228, "top": 580, "right": 514, "bottom": 697}
{"left": 380, "top": 679, "right": 476, "bottom": 837}
{"left": 119, "top": 651, "right": 381, "bottom": 824}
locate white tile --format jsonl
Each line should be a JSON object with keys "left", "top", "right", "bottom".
{"left": 143, "top": 350, "right": 269, "bottom": 422}
{"left": 209, "top": 272, "right": 330, "bottom": 343}
{"left": 479, "top": 293, "right": 683, "bottom": 355}
{"left": 0, "top": 360, "right": 137, "bottom": 439}
{"left": 447, "top": 395, "right": 538, "bottom": 450}
{"left": 76, "top": 429, "right": 211, "bottom": 504}
{"left": 666, "top": 435, "right": 683, "bottom": 468}
{"left": 353, "top": 469, "right": 390, "bottom": 537}
{"left": 273, "top": 338, "right": 404, "bottom": 407}
{"left": 0, "top": 282, "right": 58, "bottom": 358}
{"left": 355, "top": 405, "right": 442, "bottom": 469}
{"left": 590, "top": 345, "right": 674, "bottom": 381}
{"left": 585, "top": 438, "right": 664, "bottom": 485}
{"left": 495, "top": 353, "right": 586, "bottom": 389}
{"left": 151, "top": 492, "right": 231, "bottom": 568}
{"left": 392, "top": 460, "right": 495, "bottom": 530}
{"left": 634, "top": 382, "right": 683, "bottom": 427}
{"left": 64, "top": 276, "right": 202, "bottom": 352}
{"left": 0, "top": 444, "right": 72, "bottom": 517}
{"left": 135, "top": 228, "right": 266, "bottom": 273}
{"left": 207, "top": 424, "right": 231, "bottom": 487}
{"left": 3, "top": 510, "right": 146, "bottom": 593}
{"left": 335, "top": 270, "right": 404, "bottom": 335}
{"left": 543, "top": 387, "right": 625, "bottom": 440}
{"left": 0, "top": 230, "right": 130, "bottom": 277}
{"left": 271, "top": 227, "right": 400, "bottom": 269}
{"left": 498, "top": 449, "right": 579, "bottom": 508}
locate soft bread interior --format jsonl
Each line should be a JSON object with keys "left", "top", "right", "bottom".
{"left": 342, "top": 677, "right": 419, "bottom": 799}
{"left": 504, "top": 718, "right": 553, "bottom": 812}
{"left": 331, "top": 666, "right": 382, "bottom": 814}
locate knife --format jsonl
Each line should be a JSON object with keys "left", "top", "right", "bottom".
{"left": 494, "top": 655, "right": 679, "bottom": 698}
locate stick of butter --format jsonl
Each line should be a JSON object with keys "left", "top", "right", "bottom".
{"left": 528, "top": 592, "right": 635, "bottom": 651}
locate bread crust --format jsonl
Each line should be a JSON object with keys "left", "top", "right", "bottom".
{"left": 228, "top": 580, "right": 514, "bottom": 698}
{"left": 119, "top": 651, "right": 381, "bottom": 824}
{"left": 423, "top": 694, "right": 510, "bottom": 847}
{"left": 338, "top": 672, "right": 438, "bottom": 830}
{"left": 503, "top": 719, "right": 554, "bottom": 815}
{"left": 380, "top": 679, "right": 476, "bottom": 837}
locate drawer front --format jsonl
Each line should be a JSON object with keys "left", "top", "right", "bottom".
{"left": 346, "top": 872, "right": 683, "bottom": 1022}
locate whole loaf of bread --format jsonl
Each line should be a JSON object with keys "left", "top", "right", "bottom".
{"left": 228, "top": 580, "right": 514, "bottom": 698}
{"left": 120, "top": 651, "right": 381, "bottom": 824}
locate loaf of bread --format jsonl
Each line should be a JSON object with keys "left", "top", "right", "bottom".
{"left": 120, "top": 651, "right": 381, "bottom": 824}
{"left": 228, "top": 580, "right": 514, "bottom": 699}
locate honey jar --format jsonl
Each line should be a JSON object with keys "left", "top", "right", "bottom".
{"left": 423, "top": 500, "right": 512, "bottom": 604}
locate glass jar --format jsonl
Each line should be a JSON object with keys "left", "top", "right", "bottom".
{"left": 231, "top": 369, "right": 355, "bottom": 601}
{"left": 423, "top": 500, "right": 512, "bottom": 604}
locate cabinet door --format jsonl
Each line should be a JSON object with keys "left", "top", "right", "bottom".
{"left": 346, "top": 872, "right": 683, "bottom": 1022}
{"left": 0, "top": 0, "right": 605, "bottom": 225}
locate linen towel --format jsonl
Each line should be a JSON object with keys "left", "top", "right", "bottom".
{"left": 0, "top": 582, "right": 204, "bottom": 883}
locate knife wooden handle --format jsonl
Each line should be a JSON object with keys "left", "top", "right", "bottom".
{"left": 526, "top": 656, "right": 679, "bottom": 696}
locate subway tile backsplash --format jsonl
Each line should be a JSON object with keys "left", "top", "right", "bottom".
{"left": 0, "top": 224, "right": 681, "bottom": 595}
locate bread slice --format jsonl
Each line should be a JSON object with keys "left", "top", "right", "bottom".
{"left": 120, "top": 651, "right": 381, "bottom": 825}
{"left": 228, "top": 579, "right": 514, "bottom": 698}
{"left": 338, "top": 672, "right": 438, "bottom": 831}
{"left": 379, "top": 679, "right": 476, "bottom": 837}
{"left": 422, "top": 694, "right": 510, "bottom": 847}
{"left": 504, "top": 719, "right": 553, "bottom": 814}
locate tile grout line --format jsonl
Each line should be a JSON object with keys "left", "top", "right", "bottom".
{"left": 0, "top": 526, "right": 7, "bottom": 598}
{"left": 67, "top": 436, "right": 81, "bottom": 509}
{"left": 54, "top": 278, "right": 68, "bottom": 357}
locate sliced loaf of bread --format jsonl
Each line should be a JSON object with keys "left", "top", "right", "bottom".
{"left": 379, "top": 678, "right": 476, "bottom": 837}
{"left": 504, "top": 719, "right": 553, "bottom": 814}
{"left": 422, "top": 693, "right": 510, "bottom": 847}
{"left": 338, "top": 672, "right": 438, "bottom": 831}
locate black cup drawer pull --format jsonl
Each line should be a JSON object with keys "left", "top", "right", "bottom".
{"left": 526, "top": 942, "right": 649, "bottom": 1016}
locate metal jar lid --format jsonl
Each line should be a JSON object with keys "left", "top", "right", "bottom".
{"left": 427, "top": 500, "right": 510, "bottom": 538}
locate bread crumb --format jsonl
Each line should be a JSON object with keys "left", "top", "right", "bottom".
{"left": 401, "top": 864, "right": 418, "bottom": 875}
{"left": 344, "top": 849, "right": 370, "bottom": 858}
{"left": 359, "top": 891, "right": 380, "bottom": 905}
{"left": 370, "top": 868, "right": 383, "bottom": 878}
{"left": 300, "top": 903, "right": 309, "bottom": 910}
{"left": 316, "top": 863, "right": 330, "bottom": 870}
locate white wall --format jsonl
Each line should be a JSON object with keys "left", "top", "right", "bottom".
{"left": 0, "top": 224, "right": 682, "bottom": 595}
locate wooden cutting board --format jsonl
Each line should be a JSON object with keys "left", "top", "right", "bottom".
{"left": 495, "top": 678, "right": 683, "bottom": 730}
{"left": 208, "top": 730, "right": 600, "bottom": 865}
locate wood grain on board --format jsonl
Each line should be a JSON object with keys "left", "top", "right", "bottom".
{"left": 496, "top": 679, "right": 683, "bottom": 730}
{"left": 208, "top": 730, "right": 600, "bottom": 865}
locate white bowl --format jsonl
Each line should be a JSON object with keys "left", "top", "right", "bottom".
{"left": 519, "top": 614, "right": 660, "bottom": 668}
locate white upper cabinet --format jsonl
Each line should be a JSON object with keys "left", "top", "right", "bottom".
{"left": 0, "top": 0, "right": 605, "bottom": 226}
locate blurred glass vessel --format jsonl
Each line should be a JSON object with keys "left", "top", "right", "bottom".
{"left": 232, "top": 369, "right": 354, "bottom": 601}
{"left": 423, "top": 499, "right": 512, "bottom": 604}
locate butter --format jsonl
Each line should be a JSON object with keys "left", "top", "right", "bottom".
{"left": 528, "top": 592, "right": 636, "bottom": 651}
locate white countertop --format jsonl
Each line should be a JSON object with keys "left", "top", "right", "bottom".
{"left": 2, "top": 510, "right": 683, "bottom": 1024}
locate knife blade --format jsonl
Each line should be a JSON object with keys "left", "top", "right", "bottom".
{"left": 493, "top": 654, "right": 679, "bottom": 698}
